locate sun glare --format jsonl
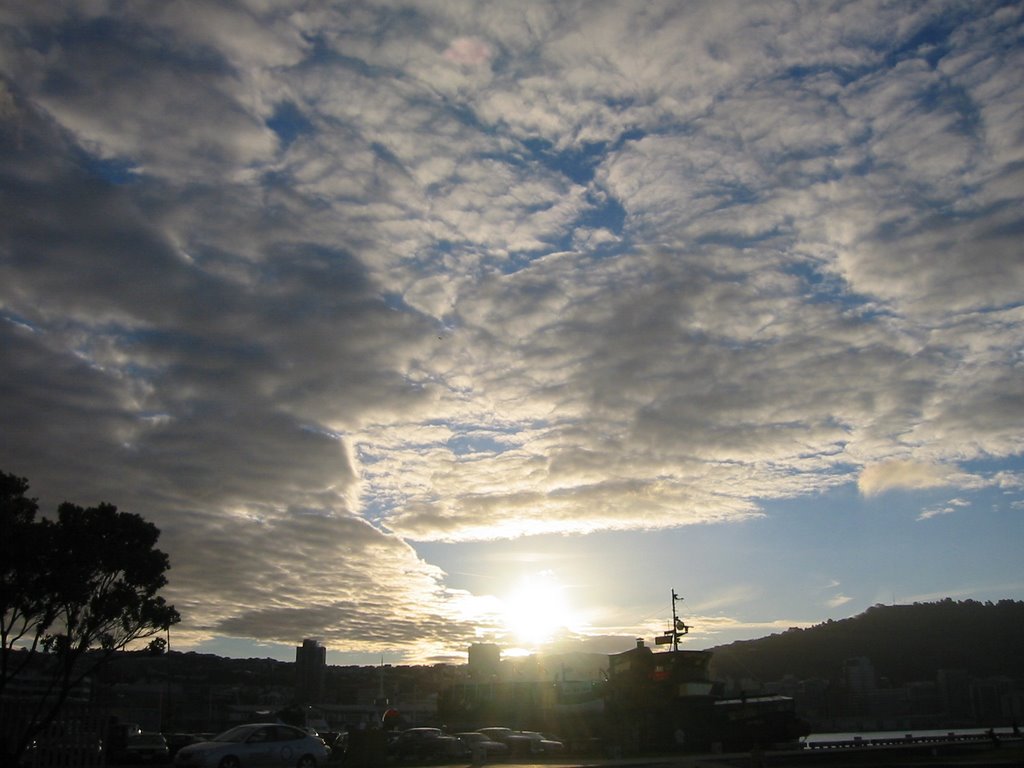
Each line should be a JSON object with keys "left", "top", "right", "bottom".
{"left": 502, "top": 573, "right": 573, "bottom": 649}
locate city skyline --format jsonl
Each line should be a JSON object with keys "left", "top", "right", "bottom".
{"left": 2, "top": 1, "right": 1023, "bottom": 666}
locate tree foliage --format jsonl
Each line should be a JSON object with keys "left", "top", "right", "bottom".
{"left": 0, "top": 470, "right": 180, "bottom": 761}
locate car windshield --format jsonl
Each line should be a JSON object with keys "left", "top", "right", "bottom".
{"left": 213, "top": 726, "right": 260, "bottom": 743}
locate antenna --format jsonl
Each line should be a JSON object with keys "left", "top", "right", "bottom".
{"left": 655, "top": 589, "right": 692, "bottom": 649}
{"left": 671, "top": 589, "right": 690, "bottom": 652}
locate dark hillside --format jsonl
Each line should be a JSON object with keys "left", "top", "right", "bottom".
{"left": 708, "top": 599, "right": 1024, "bottom": 685}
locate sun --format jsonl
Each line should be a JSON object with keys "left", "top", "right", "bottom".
{"left": 502, "top": 573, "right": 572, "bottom": 648}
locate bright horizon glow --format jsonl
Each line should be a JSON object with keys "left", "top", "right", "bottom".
{"left": 501, "top": 573, "right": 577, "bottom": 651}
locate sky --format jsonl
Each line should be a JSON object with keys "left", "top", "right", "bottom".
{"left": 1, "top": 1, "right": 1023, "bottom": 668}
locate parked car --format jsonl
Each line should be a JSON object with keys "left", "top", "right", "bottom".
{"left": 394, "top": 727, "right": 467, "bottom": 761}
{"left": 319, "top": 732, "right": 347, "bottom": 762}
{"left": 518, "top": 732, "right": 565, "bottom": 754}
{"left": 454, "top": 732, "right": 508, "bottom": 758}
{"left": 164, "top": 733, "right": 203, "bottom": 759}
{"left": 475, "top": 728, "right": 513, "bottom": 744}
{"left": 173, "top": 723, "right": 329, "bottom": 767}
{"left": 476, "top": 727, "right": 564, "bottom": 756}
{"left": 476, "top": 727, "right": 537, "bottom": 757}
{"left": 115, "top": 732, "right": 170, "bottom": 764}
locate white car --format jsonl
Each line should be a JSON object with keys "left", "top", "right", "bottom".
{"left": 174, "top": 724, "right": 329, "bottom": 768}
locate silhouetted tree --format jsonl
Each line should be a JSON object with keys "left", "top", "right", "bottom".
{"left": 0, "top": 471, "right": 48, "bottom": 692}
{"left": 0, "top": 470, "right": 180, "bottom": 763}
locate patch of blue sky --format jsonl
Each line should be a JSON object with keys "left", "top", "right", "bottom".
{"left": 781, "top": 260, "right": 879, "bottom": 315}
{"left": 497, "top": 247, "right": 551, "bottom": 276}
{"left": 135, "top": 410, "right": 172, "bottom": 422}
{"left": 444, "top": 421, "right": 525, "bottom": 458}
{"left": 266, "top": 101, "right": 314, "bottom": 149}
{"left": 541, "top": 188, "right": 628, "bottom": 259}
{"left": 74, "top": 143, "right": 139, "bottom": 185}
{"left": 610, "top": 127, "right": 648, "bottom": 148}
{"left": 37, "top": 15, "right": 142, "bottom": 53}
{"left": 369, "top": 141, "right": 404, "bottom": 169}
{"left": 979, "top": 207, "right": 1024, "bottom": 240}
{"left": 380, "top": 291, "right": 413, "bottom": 313}
{"left": 778, "top": 9, "right": 963, "bottom": 95}
{"left": 520, "top": 137, "right": 610, "bottom": 185}
{"left": 958, "top": 454, "right": 1024, "bottom": 479}
{"left": 577, "top": 189, "right": 627, "bottom": 236}
{"left": 363, "top": 485, "right": 413, "bottom": 522}
{"left": 749, "top": 481, "right": 1019, "bottom": 593}
{"left": 915, "top": 81, "right": 984, "bottom": 140}
{"left": 782, "top": 63, "right": 869, "bottom": 88}
{"left": 446, "top": 433, "right": 508, "bottom": 457}
{"left": 354, "top": 444, "right": 384, "bottom": 468}
{"left": 2, "top": 310, "right": 40, "bottom": 333}
{"left": 881, "top": 8, "right": 966, "bottom": 70}
{"left": 298, "top": 422, "right": 344, "bottom": 441}
{"left": 300, "top": 33, "right": 378, "bottom": 76}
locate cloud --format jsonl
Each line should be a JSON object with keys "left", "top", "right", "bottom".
{"left": 2, "top": 1, "right": 1023, "bottom": 659}
{"left": 917, "top": 497, "right": 970, "bottom": 522}
{"left": 858, "top": 461, "right": 954, "bottom": 496}
{"left": 683, "top": 614, "right": 817, "bottom": 641}
{"left": 442, "top": 37, "right": 493, "bottom": 67}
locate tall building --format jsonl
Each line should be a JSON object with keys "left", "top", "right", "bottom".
{"left": 842, "top": 656, "right": 876, "bottom": 694}
{"left": 295, "top": 638, "right": 326, "bottom": 704}
{"left": 468, "top": 643, "right": 501, "bottom": 679}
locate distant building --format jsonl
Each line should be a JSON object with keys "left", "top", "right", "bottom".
{"left": 842, "top": 657, "right": 876, "bottom": 694}
{"left": 468, "top": 643, "right": 501, "bottom": 679}
{"left": 296, "top": 639, "right": 326, "bottom": 704}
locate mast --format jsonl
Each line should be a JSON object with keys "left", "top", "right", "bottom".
{"left": 670, "top": 589, "right": 690, "bottom": 652}
{"left": 655, "top": 588, "right": 693, "bottom": 650}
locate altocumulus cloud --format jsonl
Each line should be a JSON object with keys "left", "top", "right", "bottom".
{"left": 1, "top": 0, "right": 1023, "bottom": 660}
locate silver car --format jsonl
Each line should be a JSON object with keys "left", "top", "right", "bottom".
{"left": 174, "top": 724, "right": 329, "bottom": 768}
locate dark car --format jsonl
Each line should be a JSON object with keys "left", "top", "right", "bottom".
{"left": 164, "top": 733, "right": 202, "bottom": 759}
{"left": 518, "top": 731, "right": 565, "bottom": 754}
{"left": 454, "top": 732, "right": 508, "bottom": 758}
{"left": 119, "top": 732, "right": 171, "bottom": 764}
{"left": 319, "top": 732, "right": 347, "bottom": 763}
{"left": 476, "top": 727, "right": 563, "bottom": 757}
{"left": 394, "top": 728, "right": 467, "bottom": 762}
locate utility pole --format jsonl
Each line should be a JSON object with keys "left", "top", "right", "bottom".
{"left": 671, "top": 589, "right": 691, "bottom": 652}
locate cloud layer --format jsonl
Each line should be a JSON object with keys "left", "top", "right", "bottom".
{"left": 2, "top": 1, "right": 1022, "bottom": 660}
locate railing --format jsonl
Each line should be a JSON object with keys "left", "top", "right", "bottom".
{"left": 805, "top": 730, "right": 1009, "bottom": 750}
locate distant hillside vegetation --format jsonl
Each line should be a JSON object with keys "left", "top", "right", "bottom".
{"left": 708, "top": 599, "right": 1024, "bottom": 685}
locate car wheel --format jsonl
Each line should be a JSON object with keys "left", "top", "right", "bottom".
{"left": 219, "top": 757, "right": 241, "bottom": 768}
{"left": 296, "top": 755, "right": 317, "bottom": 768}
